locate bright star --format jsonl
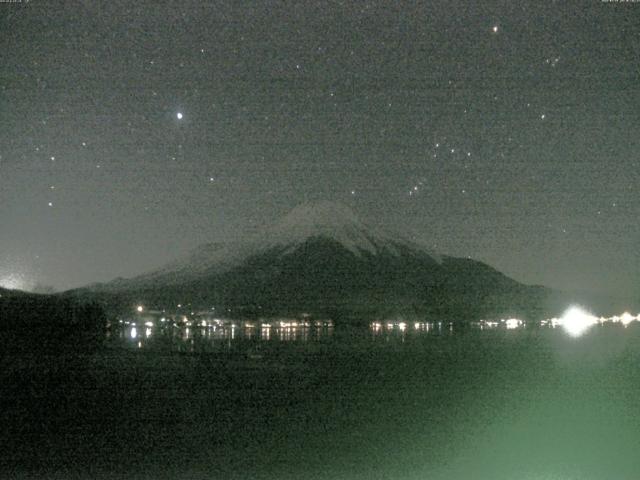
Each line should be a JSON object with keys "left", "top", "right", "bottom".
{"left": 177, "top": 112, "right": 183, "bottom": 120}
{"left": 492, "top": 25, "right": 498, "bottom": 33}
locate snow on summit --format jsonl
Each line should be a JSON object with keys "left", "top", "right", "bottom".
{"left": 158, "top": 201, "right": 441, "bottom": 276}
{"left": 263, "top": 201, "right": 385, "bottom": 255}
{"left": 261, "top": 201, "right": 437, "bottom": 259}
{"left": 98, "top": 201, "right": 441, "bottom": 289}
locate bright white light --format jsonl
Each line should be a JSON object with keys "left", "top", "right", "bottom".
{"left": 620, "top": 312, "right": 634, "bottom": 327}
{"left": 144, "top": 321, "right": 154, "bottom": 327}
{"left": 561, "top": 306, "right": 597, "bottom": 337}
{"left": 176, "top": 112, "right": 183, "bottom": 120}
{"left": 504, "top": 318, "right": 522, "bottom": 330}
{"left": 130, "top": 327, "right": 138, "bottom": 339}
{"left": 0, "top": 273, "right": 28, "bottom": 291}
{"left": 492, "top": 25, "right": 499, "bottom": 33}
{"left": 398, "top": 322, "right": 407, "bottom": 332}
{"left": 136, "top": 305, "right": 143, "bottom": 313}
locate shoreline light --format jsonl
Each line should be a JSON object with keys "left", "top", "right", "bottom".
{"left": 504, "top": 318, "right": 522, "bottom": 330}
{"left": 620, "top": 312, "right": 635, "bottom": 327}
{"left": 561, "top": 306, "right": 597, "bottom": 338}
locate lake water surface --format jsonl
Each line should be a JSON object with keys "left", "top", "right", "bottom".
{"left": 4, "top": 320, "right": 640, "bottom": 479}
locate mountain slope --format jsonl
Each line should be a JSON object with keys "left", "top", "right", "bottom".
{"left": 89, "top": 201, "right": 442, "bottom": 291}
{"left": 77, "top": 202, "right": 557, "bottom": 320}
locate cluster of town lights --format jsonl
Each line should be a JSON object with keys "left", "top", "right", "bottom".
{"left": 133, "top": 304, "right": 639, "bottom": 341}
{"left": 370, "top": 307, "right": 640, "bottom": 339}
{"left": 130, "top": 305, "right": 333, "bottom": 331}
{"left": 483, "top": 307, "right": 640, "bottom": 337}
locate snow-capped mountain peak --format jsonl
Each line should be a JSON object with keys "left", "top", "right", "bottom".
{"left": 257, "top": 201, "right": 440, "bottom": 261}
{"left": 94, "top": 201, "right": 440, "bottom": 290}
{"left": 262, "top": 201, "right": 384, "bottom": 255}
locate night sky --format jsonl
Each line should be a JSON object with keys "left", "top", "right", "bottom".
{"left": 1, "top": 0, "right": 638, "bottom": 297}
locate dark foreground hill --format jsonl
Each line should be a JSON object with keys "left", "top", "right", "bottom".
{"left": 0, "top": 288, "right": 106, "bottom": 353}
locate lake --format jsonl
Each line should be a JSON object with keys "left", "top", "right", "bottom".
{"left": 3, "top": 317, "right": 640, "bottom": 479}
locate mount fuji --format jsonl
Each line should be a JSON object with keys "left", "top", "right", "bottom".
{"left": 78, "top": 202, "right": 554, "bottom": 320}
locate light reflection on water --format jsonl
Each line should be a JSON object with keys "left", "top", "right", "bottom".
{"left": 27, "top": 310, "right": 640, "bottom": 480}
{"left": 109, "top": 310, "right": 640, "bottom": 352}
{"left": 114, "top": 320, "right": 335, "bottom": 351}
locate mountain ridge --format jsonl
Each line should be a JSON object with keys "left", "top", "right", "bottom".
{"left": 72, "top": 202, "right": 564, "bottom": 320}
{"left": 89, "top": 201, "right": 443, "bottom": 292}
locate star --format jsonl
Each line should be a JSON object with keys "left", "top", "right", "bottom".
{"left": 492, "top": 25, "right": 499, "bottom": 33}
{"left": 176, "top": 112, "right": 183, "bottom": 120}
{"left": 48, "top": 202, "right": 53, "bottom": 207}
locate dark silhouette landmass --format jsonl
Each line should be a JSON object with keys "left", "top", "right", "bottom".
{"left": 72, "top": 237, "right": 635, "bottom": 323}
{"left": 0, "top": 287, "right": 106, "bottom": 354}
